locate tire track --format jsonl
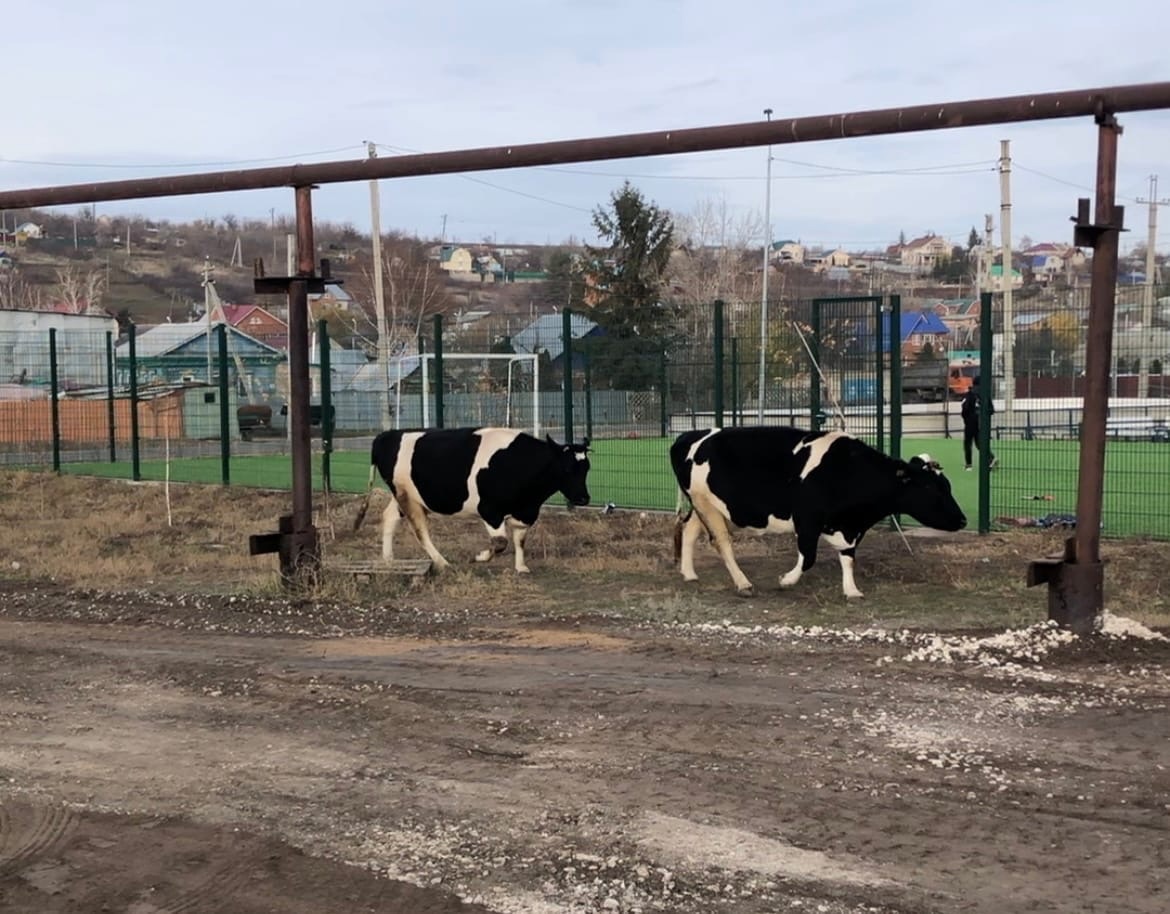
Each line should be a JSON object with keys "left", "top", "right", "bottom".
{"left": 0, "top": 801, "right": 79, "bottom": 876}
{"left": 156, "top": 857, "right": 256, "bottom": 914}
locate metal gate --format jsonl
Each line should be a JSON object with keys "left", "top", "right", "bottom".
{"left": 810, "top": 296, "right": 887, "bottom": 453}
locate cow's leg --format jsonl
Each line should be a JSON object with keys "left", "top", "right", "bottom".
{"left": 780, "top": 520, "right": 821, "bottom": 589}
{"left": 475, "top": 521, "right": 508, "bottom": 563}
{"left": 837, "top": 546, "right": 863, "bottom": 600}
{"left": 399, "top": 497, "right": 451, "bottom": 571}
{"left": 693, "top": 500, "right": 753, "bottom": 595}
{"left": 380, "top": 496, "right": 402, "bottom": 563}
{"left": 678, "top": 511, "right": 705, "bottom": 582}
{"left": 825, "top": 531, "right": 864, "bottom": 599}
{"left": 507, "top": 518, "right": 532, "bottom": 574}
{"left": 474, "top": 505, "right": 509, "bottom": 563}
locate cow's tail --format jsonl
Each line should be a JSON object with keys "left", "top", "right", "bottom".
{"left": 672, "top": 488, "right": 692, "bottom": 564}
{"left": 352, "top": 463, "right": 379, "bottom": 531}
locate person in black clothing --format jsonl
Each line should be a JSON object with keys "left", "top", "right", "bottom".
{"left": 961, "top": 376, "right": 997, "bottom": 471}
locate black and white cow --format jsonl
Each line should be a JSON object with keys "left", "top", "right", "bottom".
{"left": 354, "top": 427, "right": 591, "bottom": 573}
{"left": 670, "top": 427, "right": 966, "bottom": 598}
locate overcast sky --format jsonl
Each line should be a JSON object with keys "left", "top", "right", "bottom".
{"left": 5, "top": 0, "right": 1169, "bottom": 254}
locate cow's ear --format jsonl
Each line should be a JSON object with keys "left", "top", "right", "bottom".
{"left": 908, "top": 456, "right": 925, "bottom": 469}
{"left": 546, "top": 434, "right": 559, "bottom": 447}
{"left": 582, "top": 436, "right": 591, "bottom": 450}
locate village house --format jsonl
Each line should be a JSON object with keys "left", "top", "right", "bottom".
{"left": 888, "top": 234, "right": 952, "bottom": 273}
{"left": 221, "top": 304, "right": 289, "bottom": 351}
{"left": 438, "top": 245, "right": 474, "bottom": 273}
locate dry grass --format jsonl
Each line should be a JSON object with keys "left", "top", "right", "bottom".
{"left": 2, "top": 469, "right": 1168, "bottom": 631}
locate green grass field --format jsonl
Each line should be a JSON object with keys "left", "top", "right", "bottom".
{"left": 55, "top": 433, "right": 1170, "bottom": 538}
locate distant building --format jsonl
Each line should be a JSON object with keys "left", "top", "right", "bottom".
{"left": 221, "top": 304, "right": 289, "bottom": 351}
{"left": 438, "top": 245, "right": 474, "bottom": 273}
{"left": 888, "top": 234, "right": 952, "bottom": 272}
{"left": 511, "top": 313, "right": 602, "bottom": 369}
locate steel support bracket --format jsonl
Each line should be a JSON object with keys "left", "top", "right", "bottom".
{"left": 252, "top": 257, "right": 341, "bottom": 296}
{"left": 1026, "top": 536, "right": 1104, "bottom": 634}
{"left": 1070, "top": 197, "right": 1126, "bottom": 248}
{"left": 249, "top": 514, "right": 320, "bottom": 587}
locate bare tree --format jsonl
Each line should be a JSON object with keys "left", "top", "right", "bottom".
{"left": 52, "top": 265, "right": 107, "bottom": 314}
{"left": 0, "top": 269, "right": 45, "bottom": 311}
{"left": 671, "top": 199, "right": 764, "bottom": 306}
{"left": 350, "top": 235, "right": 455, "bottom": 353}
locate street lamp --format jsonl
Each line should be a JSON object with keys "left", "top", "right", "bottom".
{"left": 758, "top": 108, "right": 773, "bottom": 423}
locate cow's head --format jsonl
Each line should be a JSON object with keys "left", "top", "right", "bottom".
{"left": 895, "top": 453, "right": 967, "bottom": 531}
{"left": 547, "top": 435, "right": 591, "bottom": 506}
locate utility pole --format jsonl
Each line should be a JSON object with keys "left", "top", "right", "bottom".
{"left": 440, "top": 213, "right": 448, "bottom": 244}
{"left": 368, "top": 141, "right": 391, "bottom": 430}
{"left": 203, "top": 258, "right": 214, "bottom": 384}
{"left": 1136, "top": 175, "right": 1169, "bottom": 398}
{"left": 758, "top": 107, "right": 773, "bottom": 423}
{"left": 270, "top": 207, "right": 277, "bottom": 266}
{"left": 977, "top": 214, "right": 994, "bottom": 297}
{"left": 999, "top": 140, "right": 1015, "bottom": 428}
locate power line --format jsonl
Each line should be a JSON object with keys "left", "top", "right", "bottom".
{"left": 374, "top": 143, "right": 591, "bottom": 212}
{"left": 374, "top": 140, "right": 993, "bottom": 181}
{"left": 1014, "top": 161, "right": 1150, "bottom": 204}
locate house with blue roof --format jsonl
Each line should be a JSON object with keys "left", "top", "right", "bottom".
{"left": 511, "top": 313, "right": 603, "bottom": 370}
{"left": 115, "top": 321, "right": 285, "bottom": 391}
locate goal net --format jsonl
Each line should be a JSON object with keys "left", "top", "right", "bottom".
{"left": 406, "top": 352, "right": 542, "bottom": 436}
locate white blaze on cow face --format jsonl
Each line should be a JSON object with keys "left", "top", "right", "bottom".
{"left": 915, "top": 452, "right": 944, "bottom": 474}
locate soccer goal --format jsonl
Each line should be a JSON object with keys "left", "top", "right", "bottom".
{"left": 404, "top": 352, "right": 542, "bottom": 436}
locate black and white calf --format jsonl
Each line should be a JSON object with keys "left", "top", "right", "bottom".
{"left": 670, "top": 427, "right": 966, "bottom": 598}
{"left": 354, "top": 427, "right": 591, "bottom": 573}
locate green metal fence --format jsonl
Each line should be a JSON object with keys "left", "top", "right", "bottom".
{"left": 7, "top": 292, "right": 1170, "bottom": 541}
{"left": 981, "top": 288, "right": 1170, "bottom": 539}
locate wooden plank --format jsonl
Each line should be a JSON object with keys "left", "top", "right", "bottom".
{"left": 326, "top": 559, "right": 432, "bottom": 578}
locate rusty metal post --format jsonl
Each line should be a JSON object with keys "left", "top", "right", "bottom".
{"left": 1074, "top": 114, "right": 1122, "bottom": 570}
{"left": 286, "top": 185, "right": 320, "bottom": 584}
{"left": 1028, "top": 107, "right": 1124, "bottom": 633}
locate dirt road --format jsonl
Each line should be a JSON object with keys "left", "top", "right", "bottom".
{"left": 1, "top": 584, "right": 1167, "bottom": 914}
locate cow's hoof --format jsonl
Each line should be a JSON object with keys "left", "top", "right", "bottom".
{"left": 515, "top": 566, "right": 531, "bottom": 575}
{"left": 473, "top": 550, "right": 493, "bottom": 563}
{"left": 735, "top": 586, "right": 754, "bottom": 598}
{"left": 681, "top": 575, "right": 699, "bottom": 585}
{"left": 845, "top": 592, "right": 865, "bottom": 601}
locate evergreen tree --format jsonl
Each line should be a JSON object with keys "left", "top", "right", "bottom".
{"left": 584, "top": 183, "right": 676, "bottom": 388}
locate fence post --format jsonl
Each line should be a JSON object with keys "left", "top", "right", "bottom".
{"left": 889, "top": 295, "right": 902, "bottom": 459}
{"left": 874, "top": 300, "right": 885, "bottom": 453}
{"left": 730, "top": 337, "right": 739, "bottom": 427}
{"left": 978, "top": 291, "right": 993, "bottom": 534}
{"left": 659, "top": 349, "right": 668, "bottom": 438}
{"left": 49, "top": 328, "right": 61, "bottom": 473}
{"left": 106, "top": 331, "right": 116, "bottom": 463}
{"left": 318, "top": 318, "right": 333, "bottom": 493}
{"left": 583, "top": 351, "right": 594, "bottom": 441}
{"left": 562, "top": 308, "right": 574, "bottom": 443}
{"left": 713, "top": 300, "right": 724, "bottom": 428}
{"left": 432, "top": 313, "right": 444, "bottom": 429}
{"left": 418, "top": 331, "right": 427, "bottom": 427}
{"left": 810, "top": 301, "right": 822, "bottom": 429}
{"left": 216, "top": 323, "right": 231, "bottom": 485}
{"left": 129, "top": 323, "right": 141, "bottom": 481}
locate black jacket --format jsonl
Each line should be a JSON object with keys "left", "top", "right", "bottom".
{"left": 961, "top": 386, "right": 993, "bottom": 425}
